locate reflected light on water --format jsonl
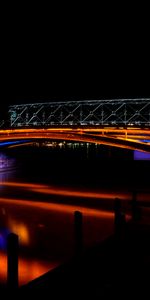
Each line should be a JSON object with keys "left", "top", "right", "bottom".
{"left": 31, "top": 187, "right": 130, "bottom": 200}
{"left": 8, "top": 219, "right": 29, "bottom": 245}
{"left": 0, "top": 197, "right": 114, "bottom": 218}
{"left": 0, "top": 196, "right": 116, "bottom": 287}
{"left": 2, "top": 180, "right": 150, "bottom": 203}
{"left": 0, "top": 181, "right": 131, "bottom": 201}
{"left": 0, "top": 179, "right": 138, "bottom": 288}
{"left": 0, "top": 154, "right": 15, "bottom": 171}
{"left": 0, "top": 153, "right": 16, "bottom": 188}
{"left": 0, "top": 252, "right": 58, "bottom": 286}
{"left": 0, "top": 181, "right": 46, "bottom": 189}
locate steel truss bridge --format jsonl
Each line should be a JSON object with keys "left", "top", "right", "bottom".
{"left": 8, "top": 99, "right": 150, "bottom": 127}
{"left": 0, "top": 99, "right": 150, "bottom": 152}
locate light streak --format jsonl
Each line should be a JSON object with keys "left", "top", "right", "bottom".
{"left": 0, "top": 181, "right": 131, "bottom": 201}
{"left": 0, "top": 140, "right": 31, "bottom": 147}
{"left": 0, "top": 197, "right": 114, "bottom": 218}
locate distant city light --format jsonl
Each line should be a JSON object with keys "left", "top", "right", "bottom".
{"left": 0, "top": 153, "right": 15, "bottom": 170}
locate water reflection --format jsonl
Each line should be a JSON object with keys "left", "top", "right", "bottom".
{"left": 0, "top": 153, "right": 15, "bottom": 171}
{"left": 0, "top": 153, "right": 16, "bottom": 185}
{"left": 0, "top": 185, "right": 116, "bottom": 286}
{"left": 8, "top": 219, "right": 30, "bottom": 245}
{"left": 0, "top": 252, "right": 56, "bottom": 285}
{"left": 0, "top": 171, "right": 16, "bottom": 185}
{"left": 0, "top": 145, "right": 149, "bottom": 287}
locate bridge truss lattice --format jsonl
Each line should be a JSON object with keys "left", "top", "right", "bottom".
{"left": 8, "top": 99, "right": 150, "bottom": 127}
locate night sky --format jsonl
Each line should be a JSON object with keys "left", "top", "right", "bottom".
{"left": 1, "top": 1, "right": 149, "bottom": 114}
{"left": 1, "top": 29, "right": 149, "bottom": 118}
{"left": 2, "top": 65, "right": 149, "bottom": 108}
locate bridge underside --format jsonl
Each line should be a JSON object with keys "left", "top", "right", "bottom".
{"left": 0, "top": 128, "right": 150, "bottom": 152}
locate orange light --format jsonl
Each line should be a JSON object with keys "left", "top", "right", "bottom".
{"left": 0, "top": 251, "right": 58, "bottom": 286}
{"left": 0, "top": 181, "right": 131, "bottom": 200}
{"left": 8, "top": 219, "right": 29, "bottom": 245}
{"left": 0, "top": 197, "right": 114, "bottom": 218}
{"left": 0, "top": 127, "right": 150, "bottom": 152}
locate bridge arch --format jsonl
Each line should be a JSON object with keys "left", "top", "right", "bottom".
{"left": 0, "top": 128, "right": 150, "bottom": 152}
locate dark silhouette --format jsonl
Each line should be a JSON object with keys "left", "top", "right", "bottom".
{"left": 114, "top": 198, "right": 126, "bottom": 239}
{"left": 19, "top": 204, "right": 150, "bottom": 298}
{"left": 7, "top": 233, "right": 19, "bottom": 289}
{"left": 131, "top": 191, "right": 141, "bottom": 222}
{"left": 74, "top": 211, "right": 83, "bottom": 256}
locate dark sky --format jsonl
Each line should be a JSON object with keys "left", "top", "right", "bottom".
{"left": 2, "top": 59, "right": 149, "bottom": 107}
{"left": 1, "top": 2, "right": 149, "bottom": 113}
{"left": 1, "top": 23, "right": 149, "bottom": 115}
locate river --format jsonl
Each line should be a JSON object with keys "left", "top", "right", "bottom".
{"left": 0, "top": 143, "right": 149, "bottom": 286}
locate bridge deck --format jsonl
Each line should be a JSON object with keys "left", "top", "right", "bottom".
{"left": 0, "top": 127, "right": 150, "bottom": 152}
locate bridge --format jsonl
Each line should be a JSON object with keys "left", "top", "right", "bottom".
{"left": 8, "top": 98, "right": 150, "bottom": 127}
{"left": 0, "top": 99, "right": 150, "bottom": 152}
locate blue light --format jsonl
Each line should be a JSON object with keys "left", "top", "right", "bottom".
{"left": 0, "top": 228, "right": 10, "bottom": 249}
{"left": 0, "top": 140, "right": 31, "bottom": 147}
{"left": 134, "top": 150, "right": 150, "bottom": 160}
{"left": 140, "top": 140, "right": 150, "bottom": 143}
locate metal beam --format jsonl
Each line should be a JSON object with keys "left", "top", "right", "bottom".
{"left": 8, "top": 99, "right": 150, "bottom": 127}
